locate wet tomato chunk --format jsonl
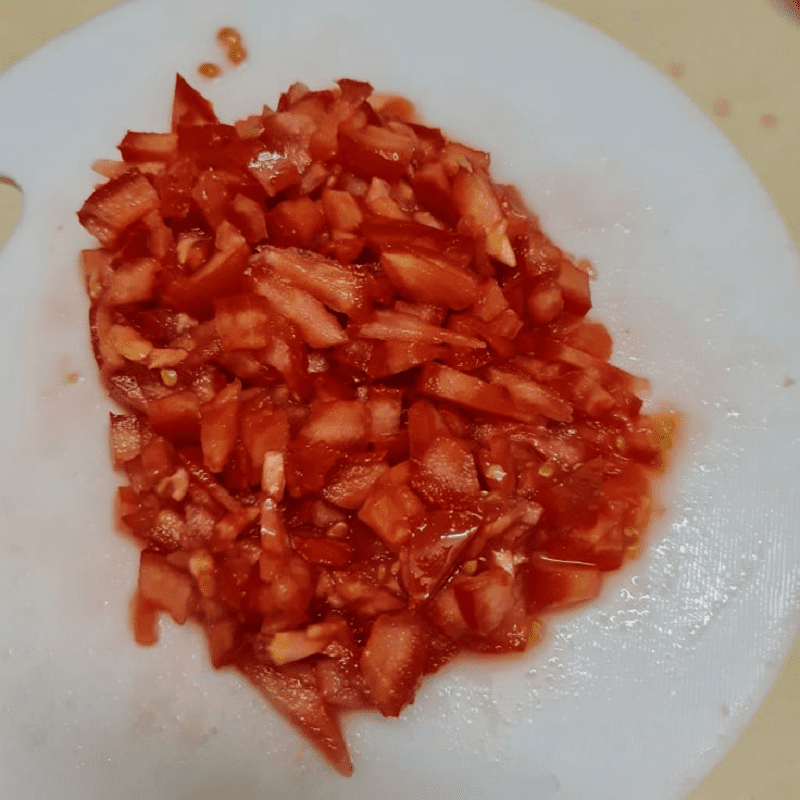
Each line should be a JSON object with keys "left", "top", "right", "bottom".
{"left": 78, "top": 75, "right": 677, "bottom": 776}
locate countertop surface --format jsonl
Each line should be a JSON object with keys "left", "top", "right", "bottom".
{"left": 2, "top": 1, "right": 799, "bottom": 797}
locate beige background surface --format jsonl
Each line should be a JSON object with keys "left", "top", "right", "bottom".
{"left": 1, "top": 0, "right": 799, "bottom": 797}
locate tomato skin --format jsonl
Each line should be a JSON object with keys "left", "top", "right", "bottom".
{"left": 80, "top": 74, "right": 677, "bottom": 776}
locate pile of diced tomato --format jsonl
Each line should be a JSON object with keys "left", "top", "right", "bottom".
{"left": 78, "top": 75, "right": 674, "bottom": 775}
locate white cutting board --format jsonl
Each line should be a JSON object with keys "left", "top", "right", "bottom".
{"left": 2, "top": 1, "right": 800, "bottom": 799}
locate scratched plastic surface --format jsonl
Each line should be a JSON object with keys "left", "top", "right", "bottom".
{"left": 2, "top": 0, "right": 800, "bottom": 798}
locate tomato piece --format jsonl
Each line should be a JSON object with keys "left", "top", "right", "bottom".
{"left": 454, "top": 565, "right": 514, "bottom": 636}
{"left": 205, "top": 619, "right": 239, "bottom": 668}
{"left": 155, "top": 157, "right": 196, "bottom": 219}
{"left": 560, "top": 319, "right": 613, "bottom": 360}
{"left": 323, "top": 455, "right": 390, "bottom": 510}
{"left": 380, "top": 248, "right": 480, "bottom": 309}
{"left": 294, "top": 537, "right": 354, "bottom": 568}
{"left": 410, "top": 435, "right": 481, "bottom": 506}
{"left": 179, "top": 451, "right": 243, "bottom": 513}
{"left": 300, "top": 400, "right": 370, "bottom": 447}
{"left": 401, "top": 508, "right": 482, "bottom": 603}
{"left": 360, "top": 612, "right": 427, "bottom": 717}
{"left": 199, "top": 380, "right": 241, "bottom": 473}
{"left": 352, "top": 308, "right": 484, "bottom": 350}
{"left": 451, "top": 169, "right": 515, "bottom": 267}
{"left": 486, "top": 366, "right": 572, "bottom": 423}
{"left": 370, "top": 340, "right": 448, "bottom": 379}
{"left": 171, "top": 73, "right": 218, "bottom": 131}
{"left": 178, "top": 124, "right": 239, "bottom": 166}
{"left": 78, "top": 171, "right": 160, "bottom": 248}
{"left": 259, "top": 619, "right": 343, "bottom": 666}
{"left": 138, "top": 435, "right": 180, "bottom": 488}
{"left": 191, "top": 168, "right": 232, "bottom": 228}
{"left": 130, "top": 591, "right": 160, "bottom": 646}
{"left": 214, "top": 294, "right": 273, "bottom": 351}
{"left": 252, "top": 245, "right": 371, "bottom": 318}
{"left": 418, "top": 362, "right": 527, "bottom": 422}
{"left": 319, "top": 563, "right": 405, "bottom": 618}
{"left": 147, "top": 391, "right": 201, "bottom": 443}
{"left": 250, "top": 272, "right": 347, "bottom": 349}
{"left": 161, "top": 223, "right": 250, "bottom": 314}
{"left": 526, "top": 554, "right": 603, "bottom": 611}
{"left": 338, "top": 121, "right": 414, "bottom": 183}
{"left": 357, "top": 462, "right": 424, "bottom": 550}
{"left": 240, "top": 401, "right": 289, "bottom": 487}
{"left": 364, "top": 388, "right": 403, "bottom": 444}
{"left": 556, "top": 259, "right": 592, "bottom": 316}
{"left": 138, "top": 550, "right": 195, "bottom": 624}
{"left": 109, "top": 412, "right": 146, "bottom": 467}
{"left": 284, "top": 439, "right": 340, "bottom": 497}
{"left": 315, "top": 657, "right": 370, "bottom": 711}
{"left": 410, "top": 162, "right": 456, "bottom": 224}
{"left": 213, "top": 506, "right": 259, "bottom": 547}
{"left": 268, "top": 197, "right": 326, "bottom": 249}
{"left": 230, "top": 193, "right": 267, "bottom": 243}
{"left": 322, "top": 187, "right": 364, "bottom": 233}
{"left": 527, "top": 277, "right": 564, "bottom": 325}
{"left": 461, "top": 584, "right": 531, "bottom": 654}
{"left": 119, "top": 131, "right": 178, "bottom": 163}
{"left": 363, "top": 218, "right": 473, "bottom": 267}
{"left": 238, "top": 658, "right": 353, "bottom": 777}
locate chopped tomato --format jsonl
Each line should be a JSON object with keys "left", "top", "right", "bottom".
{"left": 78, "top": 75, "right": 677, "bottom": 776}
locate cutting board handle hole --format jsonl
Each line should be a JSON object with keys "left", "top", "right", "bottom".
{"left": 0, "top": 177, "right": 23, "bottom": 254}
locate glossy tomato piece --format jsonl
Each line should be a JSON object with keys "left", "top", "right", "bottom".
{"left": 526, "top": 554, "right": 603, "bottom": 611}
{"left": 338, "top": 121, "right": 414, "bottom": 183}
{"left": 119, "top": 131, "right": 178, "bottom": 163}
